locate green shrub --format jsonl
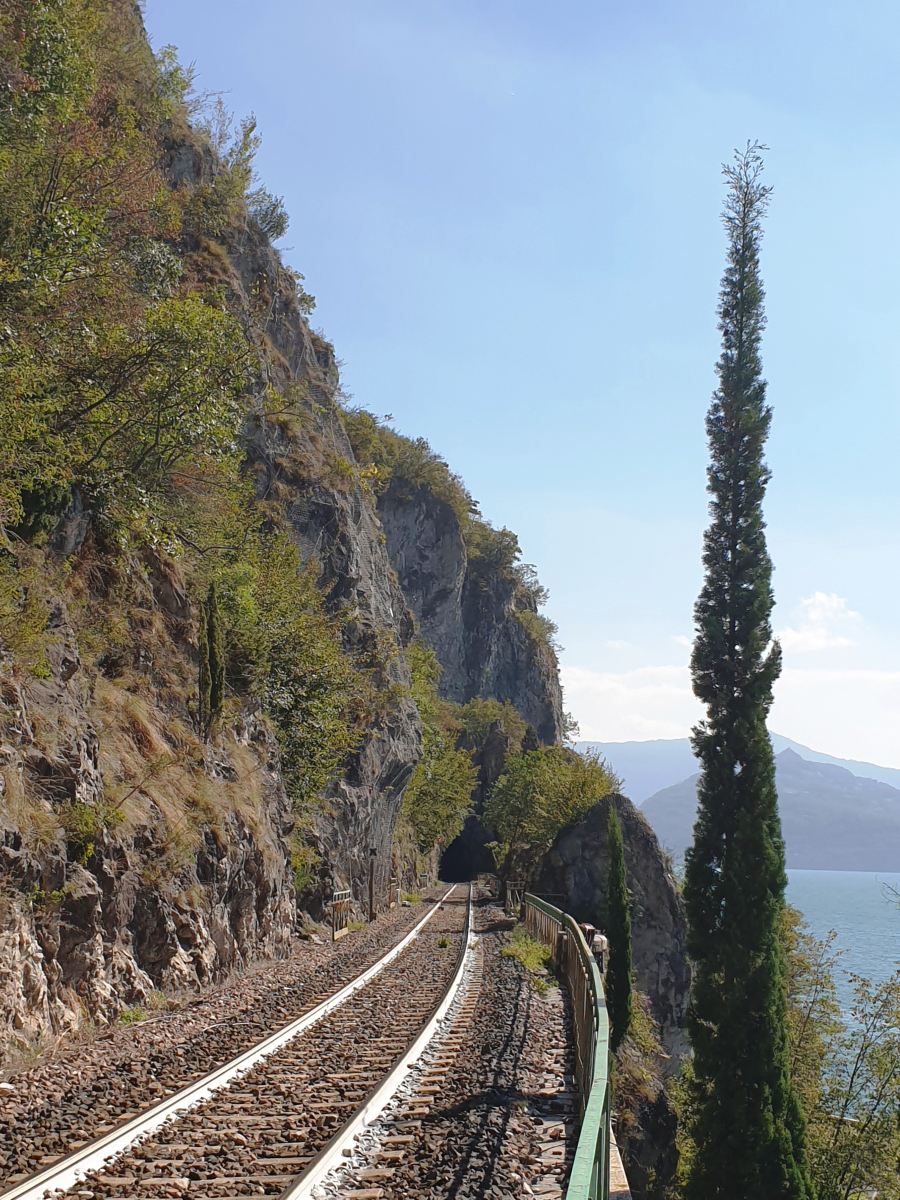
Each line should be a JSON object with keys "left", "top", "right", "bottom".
{"left": 340, "top": 408, "right": 475, "bottom": 528}
{"left": 223, "top": 533, "right": 371, "bottom": 809}
{"left": 502, "top": 925, "right": 556, "bottom": 994}
{"left": 401, "top": 640, "right": 476, "bottom": 853}
{"left": 456, "top": 696, "right": 526, "bottom": 751}
{"left": 485, "top": 746, "right": 619, "bottom": 861}
{"left": 513, "top": 607, "right": 561, "bottom": 654}
{"left": 290, "top": 838, "right": 321, "bottom": 895}
{"left": 502, "top": 925, "right": 551, "bottom": 973}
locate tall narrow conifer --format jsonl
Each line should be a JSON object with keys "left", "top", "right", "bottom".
{"left": 605, "top": 802, "right": 632, "bottom": 1051}
{"left": 683, "top": 144, "right": 813, "bottom": 1200}
{"left": 198, "top": 582, "right": 225, "bottom": 740}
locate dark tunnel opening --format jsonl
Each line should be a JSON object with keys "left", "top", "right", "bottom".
{"left": 439, "top": 813, "right": 497, "bottom": 881}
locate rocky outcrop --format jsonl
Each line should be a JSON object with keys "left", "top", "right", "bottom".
{"left": 166, "top": 141, "right": 423, "bottom": 908}
{"left": 536, "top": 794, "right": 690, "bottom": 1059}
{"left": 378, "top": 481, "right": 564, "bottom": 745}
{"left": 0, "top": 610, "right": 295, "bottom": 1051}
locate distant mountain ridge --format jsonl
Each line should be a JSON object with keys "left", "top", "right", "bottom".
{"left": 579, "top": 734, "right": 900, "bottom": 872}
{"left": 638, "top": 749, "right": 900, "bottom": 872}
{"left": 579, "top": 734, "right": 900, "bottom": 803}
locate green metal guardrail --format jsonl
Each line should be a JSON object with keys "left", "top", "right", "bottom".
{"left": 522, "top": 893, "right": 611, "bottom": 1200}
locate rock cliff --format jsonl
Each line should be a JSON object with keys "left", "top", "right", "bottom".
{"left": 219, "top": 217, "right": 421, "bottom": 904}
{"left": 377, "top": 480, "right": 564, "bottom": 745}
{"left": 0, "top": 5, "right": 564, "bottom": 1052}
{"left": 536, "top": 794, "right": 690, "bottom": 1058}
{"left": 0, "top": 596, "right": 294, "bottom": 1048}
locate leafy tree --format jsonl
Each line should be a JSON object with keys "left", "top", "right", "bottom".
{"left": 682, "top": 142, "right": 813, "bottom": 1200}
{"left": 247, "top": 186, "right": 289, "bottom": 240}
{"left": 401, "top": 641, "right": 476, "bottom": 853}
{"left": 215, "top": 530, "right": 371, "bottom": 808}
{"left": 810, "top": 974, "right": 900, "bottom": 1199}
{"left": 457, "top": 695, "right": 527, "bottom": 751}
{"left": 606, "top": 802, "right": 632, "bottom": 1051}
{"left": 403, "top": 746, "right": 477, "bottom": 854}
{"left": 784, "top": 909, "right": 900, "bottom": 1200}
{"left": 485, "top": 745, "right": 617, "bottom": 863}
{"left": 0, "top": 0, "right": 251, "bottom": 531}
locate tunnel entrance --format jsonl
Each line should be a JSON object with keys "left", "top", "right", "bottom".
{"left": 439, "top": 813, "right": 497, "bottom": 881}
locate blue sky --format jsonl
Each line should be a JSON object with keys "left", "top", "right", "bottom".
{"left": 144, "top": 0, "right": 900, "bottom": 766}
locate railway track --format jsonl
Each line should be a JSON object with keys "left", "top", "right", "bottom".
{"left": 0, "top": 891, "right": 450, "bottom": 1180}
{"left": 304, "top": 897, "right": 579, "bottom": 1200}
{"left": 1, "top": 887, "right": 475, "bottom": 1200}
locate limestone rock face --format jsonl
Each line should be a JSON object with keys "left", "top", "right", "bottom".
{"left": 0, "top": 796, "right": 297, "bottom": 1048}
{"left": 0, "top": 623, "right": 296, "bottom": 1051}
{"left": 378, "top": 481, "right": 564, "bottom": 745}
{"left": 376, "top": 482, "right": 468, "bottom": 687}
{"left": 536, "top": 794, "right": 690, "bottom": 1058}
{"left": 223, "top": 219, "right": 421, "bottom": 906}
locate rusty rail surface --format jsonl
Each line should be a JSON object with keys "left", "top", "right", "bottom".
{"left": 523, "top": 893, "right": 611, "bottom": 1200}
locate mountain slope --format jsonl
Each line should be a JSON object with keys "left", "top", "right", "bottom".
{"left": 580, "top": 735, "right": 900, "bottom": 803}
{"left": 641, "top": 749, "right": 900, "bottom": 871}
{"left": 0, "top": 2, "right": 565, "bottom": 1050}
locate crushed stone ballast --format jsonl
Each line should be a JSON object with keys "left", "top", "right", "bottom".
{"left": 0, "top": 887, "right": 461, "bottom": 1200}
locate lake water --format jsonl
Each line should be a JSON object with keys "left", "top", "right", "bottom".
{"left": 786, "top": 870, "right": 900, "bottom": 1004}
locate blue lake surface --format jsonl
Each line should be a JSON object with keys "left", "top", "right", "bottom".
{"left": 786, "top": 870, "right": 900, "bottom": 1003}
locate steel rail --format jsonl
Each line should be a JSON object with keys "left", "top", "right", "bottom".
{"left": 281, "top": 883, "right": 476, "bottom": 1200}
{"left": 0, "top": 886, "right": 457, "bottom": 1200}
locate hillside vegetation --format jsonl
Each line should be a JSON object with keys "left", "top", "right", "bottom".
{"left": 0, "top": 0, "right": 585, "bottom": 1054}
{"left": 0, "top": 0, "right": 393, "bottom": 889}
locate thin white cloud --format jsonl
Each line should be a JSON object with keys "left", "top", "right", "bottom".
{"left": 562, "top": 660, "right": 900, "bottom": 769}
{"left": 777, "top": 591, "right": 859, "bottom": 654}
{"left": 672, "top": 634, "right": 692, "bottom": 648}
{"left": 772, "top": 668, "right": 900, "bottom": 768}
{"left": 561, "top": 664, "right": 701, "bottom": 741}
{"left": 604, "top": 639, "right": 630, "bottom": 650}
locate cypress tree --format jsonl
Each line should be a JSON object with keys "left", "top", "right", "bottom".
{"left": 198, "top": 582, "right": 225, "bottom": 739}
{"left": 605, "top": 801, "right": 632, "bottom": 1051}
{"left": 683, "top": 143, "right": 813, "bottom": 1200}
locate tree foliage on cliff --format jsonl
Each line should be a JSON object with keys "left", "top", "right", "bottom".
{"left": 484, "top": 746, "right": 617, "bottom": 863}
{"left": 0, "top": 3, "right": 375, "bottom": 823}
{"left": 0, "top": 0, "right": 253, "bottom": 532}
{"left": 401, "top": 641, "right": 476, "bottom": 853}
{"left": 682, "top": 143, "right": 812, "bottom": 1200}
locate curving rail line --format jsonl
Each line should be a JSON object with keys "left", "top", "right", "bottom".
{"left": 1, "top": 886, "right": 472, "bottom": 1200}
